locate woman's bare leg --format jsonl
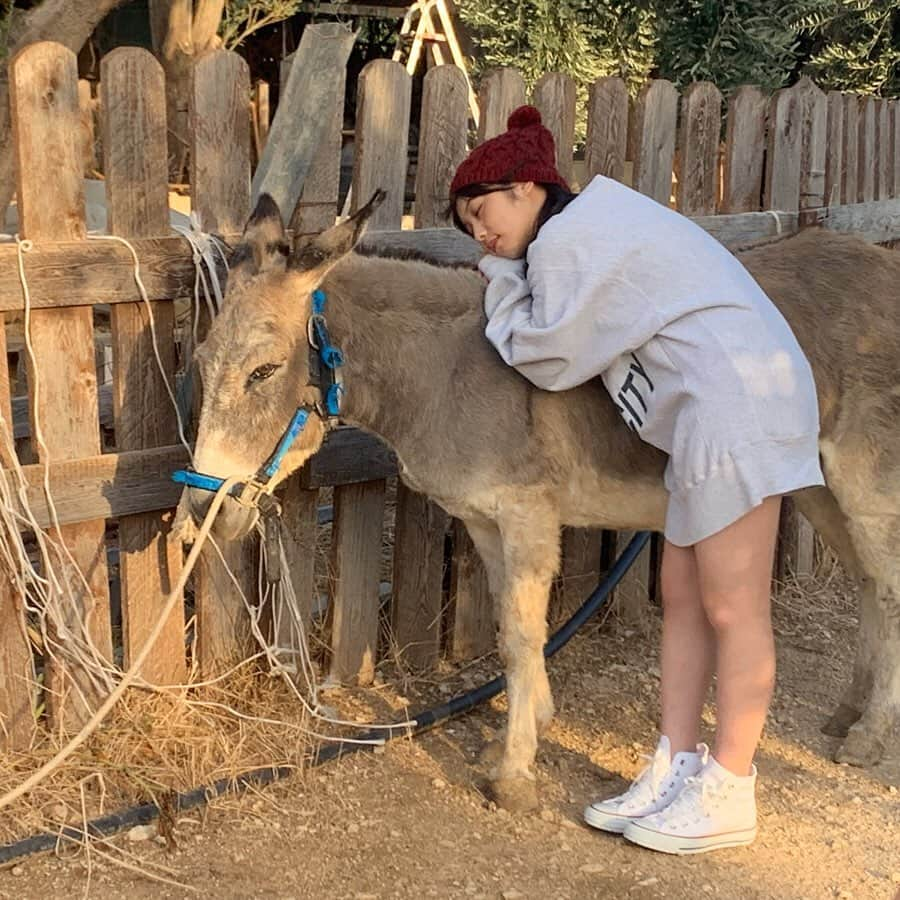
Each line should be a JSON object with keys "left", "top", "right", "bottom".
{"left": 694, "top": 497, "right": 782, "bottom": 775}
{"left": 660, "top": 541, "right": 715, "bottom": 754}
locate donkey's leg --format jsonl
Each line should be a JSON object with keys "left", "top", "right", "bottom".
{"left": 818, "top": 438, "right": 900, "bottom": 765}
{"left": 462, "top": 517, "right": 512, "bottom": 767}
{"left": 491, "top": 503, "right": 560, "bottom": 813}
{"left": 834, "top": 534, "right": 899, "bottom": 767}
{"left": 792, "top": 486, "right": 870, "bottom": 736}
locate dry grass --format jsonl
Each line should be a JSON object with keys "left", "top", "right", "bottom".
{"left": 0, "top": 666, "right": 315, "bottom": 848}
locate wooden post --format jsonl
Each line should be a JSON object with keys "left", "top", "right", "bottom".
{"left": 616, "top": 77, "right": 678, "bottom": 623}
{"left": 721, "top": 86, "right": 767, "bottom": 213}
{"left": 585, "top": 76, "right": 628, "bottom": 183}
{"left": 10, "top": 42, "right": 113, "bottom": 728}
{"left": 190, "top": 50, "right": 257, "bottom": 673}
{"left": 449, "top": 520, "right": 494, "bottom": 659}
{"left": 103, "top": 47, "right": 185, "bottom": 684}
{"left": 279, "top": 37, "right": 345, "bottom": 664}
{"left": 875, "top": 98, "right": 891, "bottom": 201}
{"left": 632, "top": 79, "right": 679, "bottom": 206}
{"left": 677, "top": 82, "right": 722, "bottom": 216}
{"left": 857, "top": 95, "right": 876, "bottom": 203}
{"left": 414, "top": 64, "right": 468, "bottom": 229}
{"left": 329, "top": 58, "right": 410, "bottom": 682}
{"left": 251, "top": 24, "right": 355, "bottom": 217}
{"left": 825, "top": 91, "right": 845, "bottom": 205}
{"left": 842, "top": 95, "right": 859, "bottom": 207}
{"left": 532, "top": 72, "right": 576, "bottom": 187}
{"left": 477, "top": 68, "right": 526, "bottom": 144}
{"left": 765, "top": 82, "right": 815, "bottom": 583}
{"left": 891, "top": 100, "right": 900, "bottom": 198}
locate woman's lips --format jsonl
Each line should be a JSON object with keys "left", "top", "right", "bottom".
{"left": 487, "top": 238, "right": 498, "bottom": 253}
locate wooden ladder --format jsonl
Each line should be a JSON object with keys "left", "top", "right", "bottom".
{"left": 392, "top": 0, "right": 479, "bottom": 126}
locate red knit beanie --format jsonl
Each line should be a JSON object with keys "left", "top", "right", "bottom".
{"left": 450, "top": 105, "right": 569, "bottom": 195}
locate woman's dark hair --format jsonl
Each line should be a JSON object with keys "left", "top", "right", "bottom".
{"left": 447, "top": 182, "right": 578, "bottom": 245}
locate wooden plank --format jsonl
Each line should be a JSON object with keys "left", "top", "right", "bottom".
{"left": 300, "top": 426, "right": 397, "bottom": 488}
{"left": 825, "top": 91, "right": 845, "bottom": 205}
{"left": 449, "top": 520, "right": 494, "bottom": 660}
{"left": 618, "top": 78, "right": 677, "bottom": 618}
{"left": 414, "top": 64, "right": 468, "bottom": 228}
{"left": 552, "top": 526, "right": 603, "bottom": 623}
{"left": 328, "top": 479, "right": 386, "bottom": 683}
{"left": 390, "top": 486, "right": 448, "bottom": 669}
{"left": 190, "top": 49, "right": 257, "bottom": 674}
{"left": 721, "top": 85, "right": 767, "bottom": 213}
{"left": 532, "top": 72, "right": 576, "bottom": 186}
{"left": 251, "top": 25, "right": 355, "bottom": 218}
{"left": 585, "top": 76, "right": 628, "bottom": 184}
{"left": 0, "top": 305, "right": 34, "bottom": 748}
{"left": 10, "top": 41, "right": 112, "bottom": 729}
{"left": 857, "top": 95, "right": 876, "bottom": 203}
{"left": 797, "top": 77, "right": 827, "bottom": 212}
{"left": 677, "top": 81, "right": 722, "bottom": 216}
{"left": 765, "top": 85, "right": 802, "bottom": 212}
{"left": 842, "top": 94, "right": 859, "bottom": 207}
{"left": 0, "top": 235, "right": 215, "bottom": 310}
{"left": 614, "top": 530, "right": 652, "bottom": 629}
{"left": 191, "top": 50, "right": 252, "bottom": 236}
{"left": 351, "top": 59, "right": 412, "bottom": 230}
{"left": 355, "top": 58, "right": 445, "bottom": 672}
{"left": 286, "top": 51, "right": 344, "bottom": 234}
{"left": 632, "top": 79, "right": 679, "bottom": 206}
{"left": 102, "top": 46, "right": 185, "bottom": 685}
{"left": 765, "top": 80, "right": 813, "bottom": 582}
{"left": 876, "top": 98, "right": 891, "bottom": 201}
{"left": 273, "top": 477, "right": 319, "bottom": 652}
{"left": 477, "top": 68, "right": 526, "bottom": 144}
{"left": 78, "top": 78, "right": 98, "bottom": 174}
{"left": 8, "top": 445, "right": 189, "bottom": 529}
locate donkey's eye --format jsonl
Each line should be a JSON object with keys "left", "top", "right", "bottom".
{"left": 248, "top": 363, "right": 280, "bottom": 384}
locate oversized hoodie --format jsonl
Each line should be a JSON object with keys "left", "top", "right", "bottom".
{"left": 479, "top": 175, "right": 824, "bottom": 545}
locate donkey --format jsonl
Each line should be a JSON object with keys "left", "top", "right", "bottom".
{"left": 185, "top": 192, "right": 900, "bottom": 812}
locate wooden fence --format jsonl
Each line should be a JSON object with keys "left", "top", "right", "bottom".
{"left": 1, "top": 39, "right": 899, "bottom": 749}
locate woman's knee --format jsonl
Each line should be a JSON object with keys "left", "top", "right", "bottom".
{"left": 660, "top": 543, "right": 701, "bottom": 614}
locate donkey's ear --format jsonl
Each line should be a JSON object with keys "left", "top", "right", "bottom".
{"left": 289, "top": 189, "right": 386, "bottom": 274}
{"left": 229, "top": 193, "right": 290, "bottom": 276}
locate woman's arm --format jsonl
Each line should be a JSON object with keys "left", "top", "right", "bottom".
{"left": 480, "top": 246, "right": 663, "bottom": 392}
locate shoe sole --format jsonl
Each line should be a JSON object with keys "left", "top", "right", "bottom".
{"left": 583, "top": 806, "right": 637, "bottom": 834}
{"left": 623, "top": 823, "right": 757, "bottom": 855}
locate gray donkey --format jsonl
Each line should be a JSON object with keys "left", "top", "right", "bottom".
{"left": 186, "top": 192, "right": 899, "bottom": 812}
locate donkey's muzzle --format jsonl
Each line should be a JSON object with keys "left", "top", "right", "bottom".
{"left": 186, "top": 487, "right": 258, "bottom": 541}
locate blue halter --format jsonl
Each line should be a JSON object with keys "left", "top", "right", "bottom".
{"left": 172, "top": 288, "right": 344, "bottom": 508}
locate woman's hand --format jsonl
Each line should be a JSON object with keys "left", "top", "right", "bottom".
{"left": 479, "top": 254, "right": 526, "bottom": 282}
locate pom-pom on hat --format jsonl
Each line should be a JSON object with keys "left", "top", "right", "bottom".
{"left": 450, "top": 105, "right": 569, "bottom": 195}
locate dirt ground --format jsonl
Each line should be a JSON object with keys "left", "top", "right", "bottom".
{"left": 1, "top": 574, "right": 899, "bottom": 900}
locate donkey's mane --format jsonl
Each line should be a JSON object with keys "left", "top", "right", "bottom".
{"left": 353, "top": 244, "right": 477, "bottom": 271}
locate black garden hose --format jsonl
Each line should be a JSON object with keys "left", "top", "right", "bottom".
{"left": 0, "top": 532, "right": 651, "bottom": 865}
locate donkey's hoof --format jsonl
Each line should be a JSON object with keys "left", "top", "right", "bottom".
{"left": 479, "top": 739, "right": 505, "bottom": 768}
{"left": 492, "top": 776, "right": 539, "bottom": 814}
{"left": 821, "top": 703, "right": 862, "bottom": 738}
{"left": 834, "top": 725, "right": 885, "bottom": 768}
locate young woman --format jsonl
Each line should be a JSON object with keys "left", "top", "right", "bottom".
{"left": 450, "top": 106, "right": 824, "bottom": 855}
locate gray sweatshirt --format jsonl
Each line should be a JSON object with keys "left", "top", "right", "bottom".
{"left": 479, "top": 175, "right": 824, "bottom": 545}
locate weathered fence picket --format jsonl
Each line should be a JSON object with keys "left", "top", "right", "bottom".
{"left": 585, "top": 76, "right": 628, "bottom": 183}
{"left": 722, "top": 85, "right": 767, "bottom": 213}
{"left": 103, "top": 47, "right": 185, "bottom": 684}
{"left": 189, "top": 50, "right": 257, "bottom": 673}
{"left": 11, "top": 42, "right": 113, "bottom": 729}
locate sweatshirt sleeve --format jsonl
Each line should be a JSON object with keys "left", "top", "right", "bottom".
{"left": 480, "top": 244, "right": 665, "bottom": 392}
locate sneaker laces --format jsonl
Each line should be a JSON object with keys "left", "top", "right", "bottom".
{"left": 614, "top": 742, "right": 671, "bottom": 809}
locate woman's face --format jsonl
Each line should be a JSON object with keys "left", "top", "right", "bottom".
{"left": 455, "top": 181, "right": 546, "bottom": 259}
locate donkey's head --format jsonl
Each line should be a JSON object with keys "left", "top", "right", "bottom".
{"left": 186, "top": 190, "right": 384, "bottom": 539}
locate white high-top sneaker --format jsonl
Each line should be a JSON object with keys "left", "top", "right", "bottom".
{"left": 623, "top": 754, "right": 757, "bottom": 854}
{"left": 583, "top": 736, "right": 706, "bottom": 834}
